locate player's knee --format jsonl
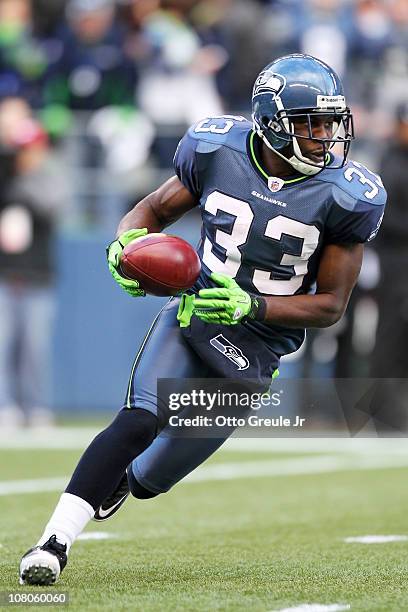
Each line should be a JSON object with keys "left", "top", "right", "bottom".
{"left": 127, "top": 468, "right": 160, "bottom": 499}
{"left": 101, "top": 408, "right": 157, "bottom": 455}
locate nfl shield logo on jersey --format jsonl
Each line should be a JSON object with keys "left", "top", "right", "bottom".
{"left": 267, "top": 177, "right": 285, "bottom": 193}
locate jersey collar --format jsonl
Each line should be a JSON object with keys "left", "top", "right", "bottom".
{"left": 247, "top": 131, "right": 315, "bottom": 189}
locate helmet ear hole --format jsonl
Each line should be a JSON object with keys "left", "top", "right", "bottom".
{"left": 261, "top": 116, "right": 270, "bottom": 128}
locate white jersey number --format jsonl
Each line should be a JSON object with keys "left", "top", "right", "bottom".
{"left": 194, "top": 115, "right": 246, "bottom": 135}
{"left": 202, "top": 191, "right": 320, "bottom": 296}
{"left": 253, "top": 217, "right": 320, "bottom": 295}
{"left": 344, "top": 161, "right": 383, "bottom": 200}
{"left": 202, "top": 192, "right": 254, "bottom": 277}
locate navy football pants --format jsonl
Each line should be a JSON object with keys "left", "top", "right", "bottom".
{"left": 126, "top": 299, "right": 230, "bottom": 495}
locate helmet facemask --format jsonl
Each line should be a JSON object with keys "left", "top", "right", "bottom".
{"left": 254, "top": 107, "right": 354, "bottom": 176}
{"left": 252, "top": 55, "right": 355, "bottom": 176}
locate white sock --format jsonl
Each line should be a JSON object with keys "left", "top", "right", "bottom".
{"left": 37, "top": 493, "right": 94, "bottom": 553}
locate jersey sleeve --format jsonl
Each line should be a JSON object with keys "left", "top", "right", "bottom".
{"left": 325, "top": 182, "right": 386, "bottom": 244}
{"left": 173, "top": 130, "right": 201, "bottom": 198}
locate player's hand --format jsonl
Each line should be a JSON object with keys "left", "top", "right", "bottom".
{"left": 107, "top": 228, "right": 148, "bottom": 297}
{"left": 193, "top": 273, "right": 257, "bottom": 325}
{"left": 177, "top": 293, "right": 196, "bottom": 328}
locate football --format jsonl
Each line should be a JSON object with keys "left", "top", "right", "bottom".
{"left": 120, "top": 233, "right": 201, "bottom": 296}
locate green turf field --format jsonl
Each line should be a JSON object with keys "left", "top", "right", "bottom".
{"left": 1, "top": 431, "right": 408, "bottom": 611}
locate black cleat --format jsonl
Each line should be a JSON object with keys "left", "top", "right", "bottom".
{"left": 19, "top": 535, "right": 67, "bottom": 586}
{"left": 93, "top": 472, "right": 130, "bottom": 522}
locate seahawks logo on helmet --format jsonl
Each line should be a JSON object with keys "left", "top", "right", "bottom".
{"left": 253, "top": 71, "right": 286, "bottom": 99}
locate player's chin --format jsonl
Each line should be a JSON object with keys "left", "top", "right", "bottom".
{"left": 306, "top": 151, "right": 325, "bottom": 164}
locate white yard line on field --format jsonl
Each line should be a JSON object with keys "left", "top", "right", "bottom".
{"left": 0, "top": 428, "right": 99, "bottom": 450}
{"left": 271, "top": 605, "right": 350, "bottom": 612}
{"left": 223, "top": 437, "right": 408, "bottom": 454}
{"left": 77, "top": 532, "right": 117, "bottom": 541}
{"left": 2, "top": 451, "right": 408, "bottom": 496}
{"left": 0, "top": 477, "right": 68, "bottom": 495}
{"left": 344, "top": 535, "right": 408, "bottom": 544}
{"left": 183, "top": 452, "right": 408, "bottom": 483}
{"left": 0, "top": 428, "right": 408, "bottom": 455}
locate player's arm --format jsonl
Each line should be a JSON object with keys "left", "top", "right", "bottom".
{"left": 108, "top": 176, "right": 198, "bottom": 296}
{"left": 189, "top": 242, "right": 363, "bottom": 329}
{"left": 116, "top": 121, "right": 201, "bottom": 236}
{"left": 260, "top": 242, "right": 363, "bottom": 328}
{"left": 116, "top": 176, "right": 198, "bottom": 237}
{"left": 108, "top": 121, "right": 202, "bottom": 296}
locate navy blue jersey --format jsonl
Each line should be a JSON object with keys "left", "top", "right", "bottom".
{"left": 173, "top": 116, "right": 387, "bottom": 356}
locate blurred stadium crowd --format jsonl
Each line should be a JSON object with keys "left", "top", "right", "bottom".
{"left": 0, "top": 0, "right": 407, "bottom": 427}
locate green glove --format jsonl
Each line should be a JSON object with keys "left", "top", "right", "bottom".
{"left": 107, "top": 228, "right": 148, "bottom": 297}
{"left": 194, "top": 273, "right": 261, "bottom": 325}
{"left": 177, "top": 294, "right": 196, "bottom": 328}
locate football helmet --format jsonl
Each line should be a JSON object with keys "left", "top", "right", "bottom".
{"left": 252, "top": 54, "right": 354, "bottom": 176}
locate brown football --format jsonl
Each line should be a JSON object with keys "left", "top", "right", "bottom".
{"left": 120, "top": 233, "right": 201, "bottom": 296}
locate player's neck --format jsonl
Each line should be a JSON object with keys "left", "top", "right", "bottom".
{"left": 260, "top": 141, "right": 302, "bottom": 179}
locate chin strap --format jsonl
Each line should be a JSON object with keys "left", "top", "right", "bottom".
{"left": 260, "top": 131, "right": 323, "bottom": 176}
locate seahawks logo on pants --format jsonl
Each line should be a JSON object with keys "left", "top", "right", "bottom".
{"left": 210, "top": 334, "right": 250, "bottom": 371}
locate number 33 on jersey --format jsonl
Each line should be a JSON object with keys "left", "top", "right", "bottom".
{"left": 173, "top": 115, "right": 386, "bottom": 351}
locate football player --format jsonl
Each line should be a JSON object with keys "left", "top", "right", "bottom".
{"left": 20, "top": 54, "right": 386, "bottom": 585}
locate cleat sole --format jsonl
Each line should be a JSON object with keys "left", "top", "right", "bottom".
{"left": 21, "top": 565, "right": 57, "bottom": 586}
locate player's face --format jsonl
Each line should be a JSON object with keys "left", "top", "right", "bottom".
{"left": 291, "top": 115, "right": 335, "bottom": 163}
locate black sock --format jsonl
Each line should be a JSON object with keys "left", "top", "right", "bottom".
{"left": 65, "top": 408, "right": 157, "bottom": 510}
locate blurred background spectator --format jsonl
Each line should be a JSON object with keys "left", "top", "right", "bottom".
{"left": 367, "top": 102, "right": 408, "bottom": 430}
{"left": 0, "top": 0, "right": 406, "bottom": 424}
{"left": 0, "top": 0, "right": 49, "bottom": 106}
{"left": 44, "top": 0, "right": 137, "bottom": 112}
{"left": 133, "top": 0, "right": 226, "bottom": 166}
{"left": 0, "top": 98, "right": 68, "bottom": 428}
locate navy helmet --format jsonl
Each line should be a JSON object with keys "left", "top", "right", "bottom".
{"left": 252, "top": 54, "right": 354, "bottom": 176}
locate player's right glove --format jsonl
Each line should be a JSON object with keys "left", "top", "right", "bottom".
{"left": 193, "top": 273, "right": 264, "bottom": 325}
{"left": 107, "top": 228, "right": 148, "bottom": 297}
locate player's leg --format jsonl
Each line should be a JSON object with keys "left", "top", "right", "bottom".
{"left": 127, "top": 399, "right": 269, "bottom": 498}
{"left": 19, "top": 299, "right": 206, "bottom": 584}
{"left": 126, "top": 379, "right": 257, "bottom": 498}
{"left": 19, "top": 410, "right": 158, "bottom": 586}
{"left": 19, "top": 308, "right": 164, "bottom": 585}
{"left": 127, "top": 321, "right": 280, "bottom": 499}
{"left": 94, "top": 297, "right": 217, "bottom": 517}
{"left": 128, "top": 433, "right": 230, "bottom": 499}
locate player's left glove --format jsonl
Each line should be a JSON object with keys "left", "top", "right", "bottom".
{"left": 193, "top": 273, "right": 266, "bottom": 325}
{"left": 107, "top": 228, "right": 148, "bottom": 297}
